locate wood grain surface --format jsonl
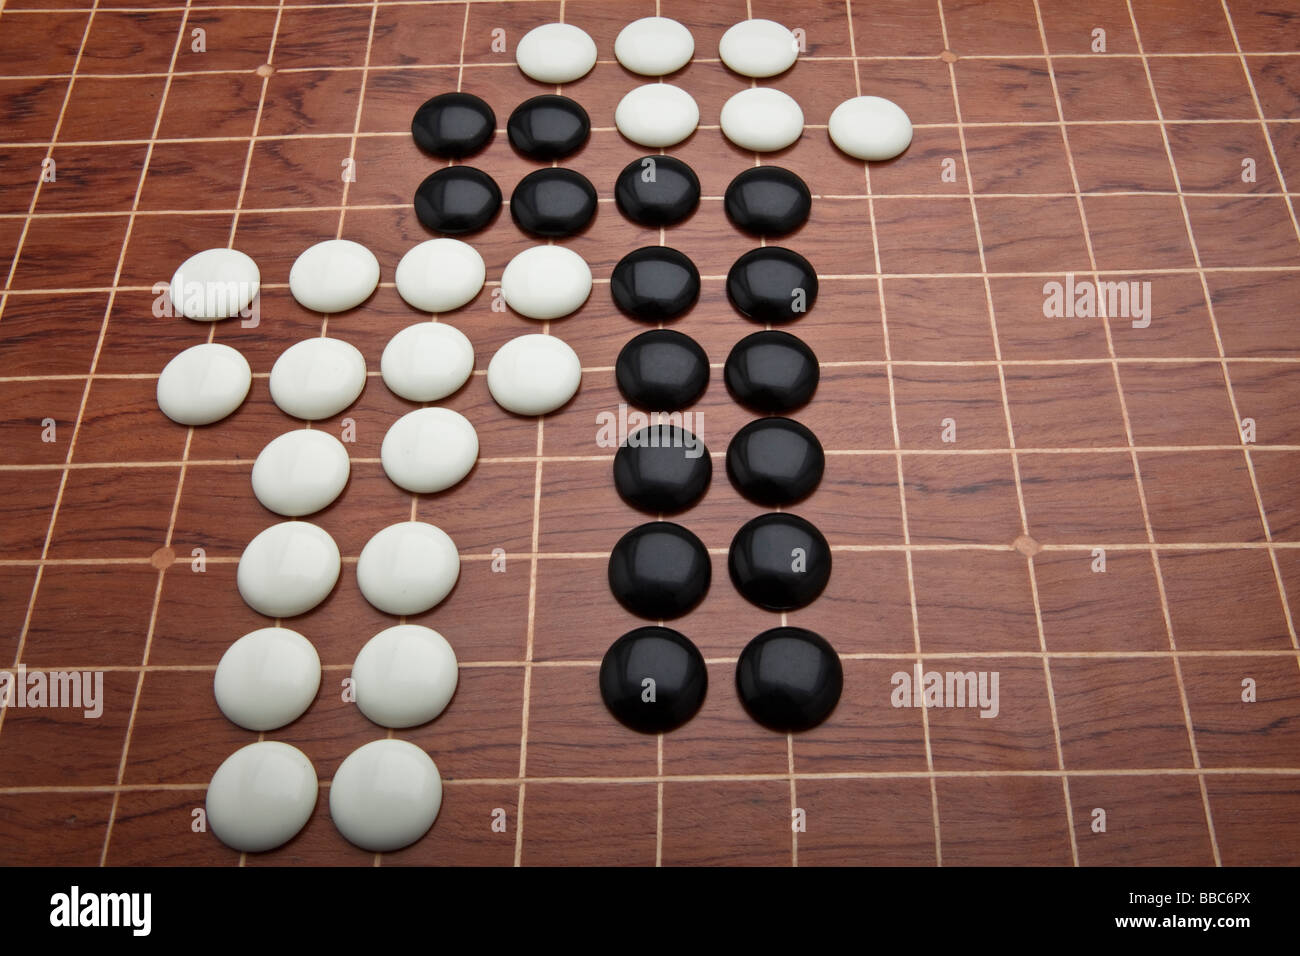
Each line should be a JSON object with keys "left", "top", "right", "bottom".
{"left": 0, "top": 0, "right": 1298, "bottom": 867}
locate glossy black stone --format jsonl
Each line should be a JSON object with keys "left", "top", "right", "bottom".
{"left": 724, "top": 330, "right": 820, "bottom": 413}
{"left": 414, "top": 166, "right": 501, "bottom": 235}
{"left": 726, "top": 418, "right": 824, "bottom": 506}
{"left": 724, "top": 166, "right": 812, "bottom": 237}
{"left": 615, "top": 329, "right": 709, "bottom": 411}
{"left": 735, "top": 627, "right": 843, "bottom": 732}
{"left": 507, "top": 94, "right": 590, "bottom": 160}
{"left": 410, "top": 92, "right": 495, "bottom": 158}
{"left": 600, "top": 626, "right": 708, "bottom": 733}
{"left": 509, "top": 167, "right": 597, "bottom": 238}
{"left": 614, "top": 155, "right": 701, "bottom": 227}
{"left": 609, "top": 521, "right": 711, "bottom": 619}
{"left": 726, "top": 247, "right": 818, "bottom": 324}
{"left": 611, "top": 246, "right": 700, "bottom": 322}
{"left": 728, "top": 512, "right": 831, "bottom": 611}
{"left": 614, "top": 425, "right": 712, "bottom": 515}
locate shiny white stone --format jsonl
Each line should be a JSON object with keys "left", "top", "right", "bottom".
{"left": 380, "top": 322, "right": 475, "bottom": 403}
{"left": 251, "top": 429, "right": 351, "bottom": 517}
{"left": 329, "top": 739, "right": 442, "bottom": 852}
{"left": 487, "top": 333, "right": 582, "bottom": 416}
{"left": 156, "top": 342, "right": 252, "bottom": 426}
{"left": 380, "top": 407, "right": 478, "bottom": 494}
{"left": 718, "top": 18, "right": 798, "bottom": 77}
{"left": 614, "top": 83, "right": 699, "bottom": 148}
{"left": 719, "top": 87, "right": 804, "bottom": 152}
{"left": 394, "top": 239, "right": 485, "bottom": 313}
{"left": 288, "top": 239, "right": 380, "bottom": 313}
{"left": 614, "top": 17, "right": 694, "bottom": 76}
{"left": 352, "top": 625, "right": 458, "bottom": 729}
{"left": 356, "top": 521, "right": 460, "bottom": 616}
{"left": 237, "top": 521, "right": 341, "bottom": 618}
{"left": 269, "top": 337, "right": 367, "bottom": 420}
{"left": 515, "top": 22, "right": 597, "bottom": 83}
{"left": 828, "top": 95, "right": 914, "bottom": 161}
{"left": 214, "top": 627, "right": 321, "bottom": 731}
{"left": 500, "top": 245, "right": 592, "bottom": 320}
{"left": 169, "top": 248, "right": 260, "bottom": 321}
{"left": 206, "top": 741, "right": 318, "bottom": 853}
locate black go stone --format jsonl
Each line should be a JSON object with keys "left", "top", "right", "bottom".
{"left": 411, "top": 92, "right": 495, "bottom": 158}
{"left": 615, "top": 329, "right": 709, "bottom": 411}
{"left": 609, "top": 521, "right": 711, "bottom": 619}
{"left": 614, "top": 424, "right": 712, "bottom": 515}
{"left": 726, "top": 247, "right": 818, "bottom": 324}
{"left": 724, "top": 166, "right": 812, "bottom": 237}
{"left": 726, "top": 417, "right": 824, "bottom": 506}
{"left": 614, "top": 155, "right": 701, "bottom": 227}
{"left": 414, "top": 166, "right": 501, "bottom": 235}
{"left": 510, "top": 167, "right": 597, "bottom": 238}
{"left": 728, "top": 512, "right": 831, "bottom": 611}
{"left": 600, "top": 626, "right": 708, "bottom": 733}
{"left": 611, "top": 246, "right": 700, "bottom": 322}
{"left": 735, "top": 626, "right": 843, "bottom": 732}
{"left": 507, "top": 94, "right": 590, "bottom": 160}
{"left": 724, "top": 330, "right": 820, "bottom": 413}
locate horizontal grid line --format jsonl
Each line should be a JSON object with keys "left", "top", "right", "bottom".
{"left": 4, "top": 765, "right": 1299, "bottom": 800}
{"left": 9, "top": 648, "right": 1300, "bottom": 674}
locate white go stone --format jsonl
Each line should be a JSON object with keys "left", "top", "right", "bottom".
{"left": 329, "top": 739, "right": 442, "bottom": 852}
{"left": 828, "top": 95, "right": 914, "bottom": 161}
{"left": 288, "top": 239, "right": 380, "bottom": 313}
{"left": 515, "top": 22, "right": 597, "bottom": 83}
{"left": 394, "top": 238, "right": 485, "bottom": 313}
{"left": 356, "top": 521, "right": 460, "bottom": 616}
{"left": 206, "top": 741, "right": 318, "bottom": 853}
{"left": 614, "top": 16, "right": 694, "bottom": 76}
{"left": 614, "top": 83, "right": 699, "bottom": 148}
{"left": 214, "top": 627, "right": 321, "bottom": 731}
{"left": 237, "top": 521, "right": 341, "bottom": 618}
{"left": 718, "top": 18, "right": 799, "bottom": 77}
{"left": 380, "top": 322, "right": 474, "bottom": 403}
{"left": 380, "top": 407, "right": 478, "bottom": 494}
{"left": 269, "top": 337, "right": 367, "bottom": 420}
{"left": 169, "top": 248, "right": 260, "bottom": 321}
{"left": 352, "top": 625, "right": 459, "bottom": 729}
{"left": 487, "top": 333, "right": 581, "bottom": 416}
{"left": 156, "top": 342, "right": 252, "bottom": 426}
{"left": 500, "top": 245, "right": 592, "bottom": 320}
{"left": 251, "top": 429, "right": 351, "bottom": 517}
{"left": 719, "top": 87, "right": 804, "bottom": 152}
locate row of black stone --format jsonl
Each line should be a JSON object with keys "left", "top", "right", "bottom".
{"left": 409, "top": 90, "right": 843, "bottom": 736}
{"left": 603, "top": 146, "right": 843, "bottom": 735}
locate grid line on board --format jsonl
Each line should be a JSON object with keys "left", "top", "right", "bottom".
{"left": 1, "top": 0, "right": 1297, "bottom": 867}
{"left": 7, "top": 648, "right": 1300, "bottom": 680}
{"left": 0, "top": 0, "right": 109, "bottom": 753}
{"left": 1129, "top": 1, "right": 1300, "bottom": 672}
{"left": 95, "top": 0, "right": 282, "bottom": 867}
{"left": 939, "top": 0, "right": 1079, "bottom": 866}
{"left": 1033, "top": 0, "right": 1231, "bottom": 866}
{"left": 4, "top": 764, "right": 1300, "bottom": 801}
{"left": 848, "top": 0, "right": 942, "bottom": 867}
{"left": 1220, "top": 0, "right": 1300, "bottom": 655}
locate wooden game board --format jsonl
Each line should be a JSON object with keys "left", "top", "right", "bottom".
{"left": 1, "top": 0, "right": 1298, "bottom": 867}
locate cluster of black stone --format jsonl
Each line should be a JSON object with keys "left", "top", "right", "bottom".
{"left": 602, "top": 156, "right": 842, "bottom": 735}
{"left": 411, "top": 91, "right": 598, "bottom": 237}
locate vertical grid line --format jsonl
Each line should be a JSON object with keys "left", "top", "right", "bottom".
{"left": 850, "top": 0, "right": 942, "bottom": 865}
{"left": 0, "top": 0, "right": 105, "bottom": 743}
{"left": 1219, "top": 0, "right": 1300, "bottom": 657}
{"left": 938, "top": 0, "right": 1078, "bottom": 865}
{"left": 88, "top": 0, "right": 200, "bottom": 865}
{"left": 1126, "top": 0, "right": 1238, "bottom": 864}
